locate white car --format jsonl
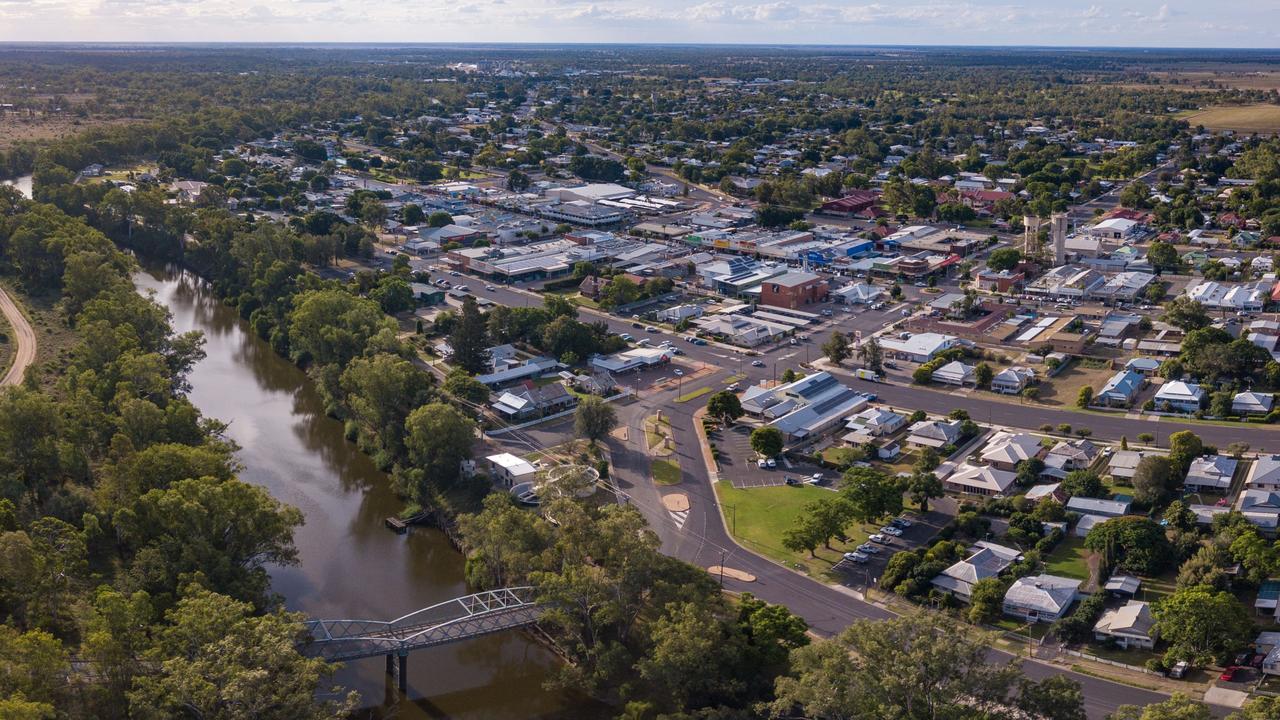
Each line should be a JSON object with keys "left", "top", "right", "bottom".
{"left": 857, "top": 543, "right": 880, "bottom": 554}
{"left": 726, "top": 382, "right": 740, "bottom": 391}
{"left": 843, "top": 552, "right": 869, "bottom": 563}
{"left": 810, "top": 472, "right": 823, "bottom": 483}
{"left": 880, "top": 526, "right": 904, "bottom": 537}
{"left": 673, "top": 368, "right": 684, "bottom": 376}
{"left": 485, "top": 285, "right": 496, "bottom": 291}
{"left": 757, "top": 458, "right": 768, "bottom": 469}
{"left": 869, "top": 534, "right": 891, "bottom": 544}
{"left": 766, "top": 458, "right": 777, "bottom": 469}
{"left": 891, "top": 517, "right": 914, "bottom": 528}
{"left": 751, "top": 360, "right": 766, "bottom": 367}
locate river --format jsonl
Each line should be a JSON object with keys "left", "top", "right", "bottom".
{"left": 135, "top": 265, "right": 586, "bottom": 719}
{"left": 1, "top": 174, "right": 33, "bottom": 199}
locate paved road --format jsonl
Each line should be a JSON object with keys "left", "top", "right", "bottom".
{"left": 0, "top": 286, "right": 35, "bottom": 386}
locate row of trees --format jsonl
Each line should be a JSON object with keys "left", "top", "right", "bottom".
{"left": 0, "top": 186, "right": 351, "bottom": 719}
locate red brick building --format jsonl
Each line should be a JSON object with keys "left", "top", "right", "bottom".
{"left": 760, "top": 271, "right": 829, "bottom": 309}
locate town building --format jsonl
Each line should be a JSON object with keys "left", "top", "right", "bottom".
{"left": 980, "top": 432, "right": 1046, "bottom": 472}
{"left": 1246, "top": 456, "right": 1280, "bottom": 492}
{"left": 1093, "top": 601, "right": 1159, "bottom": 650}
{"left": 741, "top": 372, "right": 868, "bottom": 442}
{"left": 1154, "top": 381, "right": 1205, "bottom": 414}
{"left": 932, "top": 360, "right": 976, "bottom": 386}
{"left": 1183, "top": 455, "right": 1238, "bottom": 494}
{"left": 486, "top": 453, "right": 538, "bottom": 487}
{"left": 991, "top": 366, "right": 1036, "bottom": 394}
{"left": 1096, "top": 370, "right": 1145, "bottom": 407}
{"left": 759, "top": 271, "right": 829, "bottom": 310}
{"left": 906, "top": 418, "right": 964, "bottom": 449}
{"left": 944, "top": 463, "right": 1017, "bottom": 496}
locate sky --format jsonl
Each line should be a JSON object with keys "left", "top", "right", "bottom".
{"left": 0, "top": 0, "right": 1278, "bottom": 48}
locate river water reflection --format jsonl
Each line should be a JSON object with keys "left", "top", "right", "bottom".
{"left": 136, "top": 265, "right": 587, "bottom": 719}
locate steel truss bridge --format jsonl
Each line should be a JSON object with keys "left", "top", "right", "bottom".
{"left": 300, "top": 587, "right": 543, "bottom": 690}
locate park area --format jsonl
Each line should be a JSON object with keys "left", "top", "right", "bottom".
{"left": 1178, "top": 104, "right": 1280, "bottom": 134}
{"left": 715, "top": 482, "right": 875, "bottom": 580}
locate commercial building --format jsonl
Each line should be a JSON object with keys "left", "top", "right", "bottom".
{"left": 589, "top": 347, "right": 672, "bottom": 374}
{"left": 741, "top": 371, "right": 868, "bottom": 442}
{"left": 759, "top": 271, "right": 829, "bottom": 310}
{"left": 878, "top": 333, "right": 962, "bottom": 363}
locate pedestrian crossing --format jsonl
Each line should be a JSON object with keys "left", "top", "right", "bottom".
{"left": 669, "top": 509, "right": 689, "bottom": 530}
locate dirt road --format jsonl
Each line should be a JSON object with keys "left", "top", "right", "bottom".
{"left": 0, "top": 287, "right": 35, "bottom": 386}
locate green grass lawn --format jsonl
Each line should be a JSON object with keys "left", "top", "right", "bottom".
{"left": 993, "top": 617, "right": 1052, "bottom": 639}
{"left": 715, "top": 482, "right": 873, "bottom": 580}
{"left": 821, "top": 446, "right": 865, "bottom": 468}
{"left": 1083, "top": 642, "right": 1161, "bottom": 667}
{"left": 651, "top": 458, "right": 682, "bottom": 485}
{"left": 1044, "top": 536, "right": 1092, "bottom": 581}
{"left": 675, "top": 386, "right": 713, "bottom": 403}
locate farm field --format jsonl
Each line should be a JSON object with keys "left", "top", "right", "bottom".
{"left": 1177, "top": 104, "right": 1280, "bottom": 134}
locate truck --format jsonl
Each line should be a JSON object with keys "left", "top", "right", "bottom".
{"left": 855, "top": 369, "right": 880, "bottom": 382}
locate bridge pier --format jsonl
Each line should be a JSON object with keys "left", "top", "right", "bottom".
{"left": 386, "top": 651, "right": 408, "bottom": 692}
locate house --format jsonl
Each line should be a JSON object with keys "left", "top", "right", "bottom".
{"left": 931, "top": 543, "right": 1022, "bottom": 601}
{"left": 1246, "top": 456, "right": 1280, "bottom": 492}
{"left": 1045, "top": 439, "right": 1099, "bottom": 473}
{"left": 1025, "top": 483, "right": 1066, "bottom": 504}
{"left": 944, "top": 463, "right": 1017, "bottom": 496}
{"left": 832, "top": 282, "right": 886, "bottom": 305}
{"left": 1237, "top": 490, "right": 1280, "bottom": 534}
{"left": 1103, "top": 575, "right": 1142, "bottom": 599}
{"left": 1234, "top": 392, "right": 1275, "bottom": 416}
{"left": 1183, "top": 455, "right": 1237, "bottom": 494}
{"left": 1124, "top": 357, "right": 1162, "bottom": 376}
{"left": 657, "top": 304, "right": 704, "bottom": 323}
{"left": 1257, "top": 581, "right": 1280, "bottom": 618}
{"left": 491, "top": 381, "right": 578, "bottom": 421}
{"left": 980, "top": 432, "right": 1046, "bottom": 472}
{"left": 906, "top": 419, "right": 963, "bottom": 449}
{"left": 932, "top": 360, "right": 977, "bottom": 386}
{"left": 1109, "top": 449, "right": 1165, "bottom": 480}
{"left": 1093, "top": 601, "right": 1159, "bottom": 650}
{"left": 1257, "top": 631, "right": 1280, "bottom": 676}
{"left": 1154, "top": 381, "right": 1205, "bottom": 414}
{"left": 843, "top": 407, "right": 906, "bottom": 437}
{"left": 1003, "top": 574, "right": 1082, "bottom": 623}
{"left": 1075, "top": 513, "right": 1107, "bottom": 538}
{"left": 1096, "top": 370, "right": 1145, "bottom": 408}
{"left": 991, "top": 366, "right": 1036, "bottom": 394}
{"left": 1066, "top": 496, "right": 1131, "bottom": 517}
{"left": 486, "top": 453, "right": 537, "bottom": 487}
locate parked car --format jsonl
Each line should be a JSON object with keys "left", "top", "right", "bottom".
{"left": 449, "top": 271, "right": 461, "bottom": 277}
{"left": 821, "top": 309, "right": 834, "bottom": 316}
{"left": 632, "top": 322, "right": 644, "bottom": 329}
{"left": 727, "top": 382, "right": 740, "bottom": 391}
{"left": 1220, "top": 667, "right": 1242, "bottom": 682}
{"left": 880, "top": 526, "right": 903, "bottom": 537}
{"left": 857, "top": 543, "right": 880, "bottom": 554}
{"left": 766, "top": 458, "right": 777, "bottom": 469}
{"left": 869, "top": 534, "right": 891, "bottom": 544}
{"left": 485, "top": 285, "right": 496, "bottom": 291}
{"left": 620, "top": 333, "right": 634, "bottom": 342}
{"left": 843, "top": 552, "right": 869, "bottom": 563}
{"left": 757, "top": 458, "right": 768, "bottom": 469}
{"left": 810, "top": 472, "right": 823, "bottom": 483}
{"left": 891, "top": 517, "right": 913, "bottom": 528}
{"left": 673, "top": 368, "right": 684, "bottom": 377}
{"left": 784, "top": 476, "right": 799, "bottom": 485}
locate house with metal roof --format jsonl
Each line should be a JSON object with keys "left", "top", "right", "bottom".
{"left": 1066, "top": 496, "right": 1131, "bottom": 517}
{"left": 1093, "top": 601, "right": 1159, "bottom": 649}
{"left": 1234, "top": 392, "right": 1275, "bottom": 416}
{"left": 932, "top": 360, "right": 976, "bottom": 386}
{"left": 906, "top": 419, "right": 964, "bottom": 449}
{"left": 1183, "top": 455, "right": 1238, "bottom": 494}
{"left": 742, "top": 371, "right": 868, "bottom": 442}
{"left": 980, "top": 432, "right": 1046, "bottom": 471}
{"left": 1246, "top": 456, "right": 1280, "bottom": 492}
{"left": 944, "top": 463, "right": 1017, "bottom": 497}
{"left": 1097, "top": 370, "right": 1145, "bottom": 407}
{"left": 931, "top": 543, "right": 1021, "bottom": 601}
{"left": 1154, "top": 381, "right": 1205, "bottom": 414}
{"left": 1003, "top": 574, "right": 1081, "bottom": 623}
{"left": 991, "top": 366, "right": 1036, "bottom": 394}
{"left": 878, "top": 332, "right": 962, "bottom": 363}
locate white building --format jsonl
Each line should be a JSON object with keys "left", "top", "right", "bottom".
{"left": 1003, "top": 574, "right": 1081, "bottom": 623}
{"left": 1093, "top": 601, "right": 1159, "bottom": 650}
{"left": 1183, "top": 455, "right": 1237, "bottom": 494}
{"left": 487, "top": 453, "right": 537, "bottom": 487}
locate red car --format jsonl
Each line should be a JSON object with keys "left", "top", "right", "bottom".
{"left": 1220, "top": 666, "right": 1241, "bottom": 682}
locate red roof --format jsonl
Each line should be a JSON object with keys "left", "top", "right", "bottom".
{"left": 960, "top": 189, "right": 1013, "bottom": 204}
{"left": 821, "top": 189, "right": 879, "bottom": 213}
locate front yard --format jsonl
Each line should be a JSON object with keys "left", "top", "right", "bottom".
{"left": 1044, "top": 536, "right": 1094, "bottom": 582}
{"left": 1033, "top": 362, "right": 1117, "bottom": 408}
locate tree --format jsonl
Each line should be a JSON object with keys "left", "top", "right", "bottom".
{"left": 116, "top": 477, "right": 303, "bottom": 605}
{"left": 506, "top": 169, "right": 531, "bottom": 192}
{"left": 403, "top": 402, "right": 475, "bottom": 497}
{"left": 1163, "top": 296, "right": 1211, "bottom": 331}
{"left": 1076, "top": 385, "right": 1094, "bottom": 408}
{"left": 856, "top": 336, "right": 884, "bottom": 375}
{"left": 574, "top": 395, "right": 617, "bottom": 445}
{"left": 907, "top": 470, "right": 944, "bottom": 512}
{"left": 1156, "top": 586, "right": 1253, "bottom": 667}
{"left": 839, "top": 466, "right": 903, "bottom": 524}
{"left": 401, "top": 203, "right": 424, "bottom": 225}
{"left": 1120, "top": 180, "right": 1151, "bottom": 209}
{"left": 1084, "top": 516, "right": 1172, "bottom": 575}
{"left": 427, "top": 211, "right": 453, "bottom": 227}
{"left": 340, "top": 353, "right": 432, "bottom": 453}
{"left": 1166, "top": 430, "right": 1204, "bottom": 476}
{"left": 128, "top": 587, "right": 356, "bottom": 720}
{"left": 287, "top": 289, "right": 394, "bottom": 367}
{"left": 369, "top": 276, "right": 414, "bottom": 314}
{"left": 705, "top": 390, "right": 743, "bottom": 426}
{"left": 967, "top": 362, "right": 992, "bottom": 390}
{"left": 444, "top": 368, "right": 492, "bottom": 405}
{"left": 1230, "top": 696, "right": 1280, "bottom": 720}
{"left": 1111, "top": 694, "right": 1211, "bottom": 720}
{"left": 750, "top": 426, "right": 784, "bottom": 460}
{"left": 1132, "top": 455, "right": 1177, "bottom": 506}
{"left": 968, "top": 577, "right": 1011, "bottom": 624}
{"left": 771, "top": 612, "right": 1084, "bottom": 720}
{"left": 822, "top": 331, "right": 851, "bottom": 365}
{"left": 986, "top": 247, "right": 1022, "bottom": 272}
{"left": 449, "top": 296, "right": 490, "bottom": 374}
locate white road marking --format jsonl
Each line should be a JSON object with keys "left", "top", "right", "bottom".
{"left": 669, "top": 510, "right": 689, "bottom": 530}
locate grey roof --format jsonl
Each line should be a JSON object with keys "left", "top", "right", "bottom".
{"left": 1004, "top": 574, "right": 1081, "bottom": 615}
{"left": 1066, "top": 496, "right": 1131, "bottom": 517}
